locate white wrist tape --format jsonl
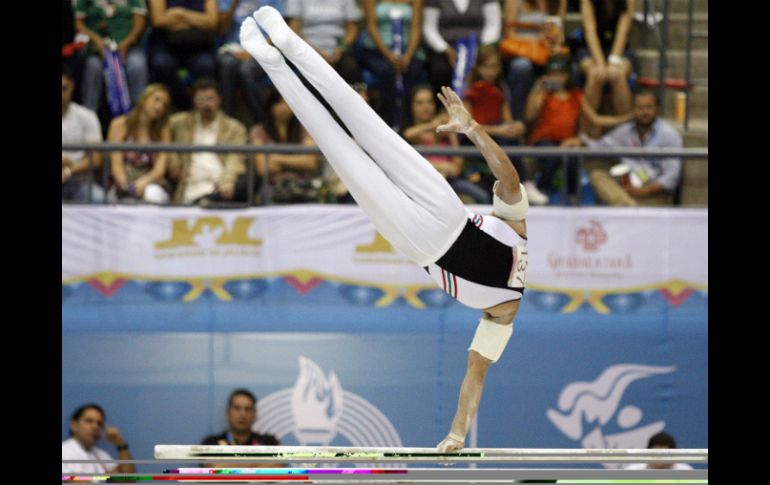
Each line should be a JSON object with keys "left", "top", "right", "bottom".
{"left": 493, "top": 181, "right": 529, "bottom": 221}
{"left": 468, "top": 317, "right": 513, "bottom": 363}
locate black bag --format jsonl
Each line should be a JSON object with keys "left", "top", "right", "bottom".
{"left": 164, "top": 28, "right": 215, "bottom": 49}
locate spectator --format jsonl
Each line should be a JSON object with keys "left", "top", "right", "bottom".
{"left": 576, "top": 0, "right": 635, "bottom": 132}
{"left": 201, "top": 389, "right": 281, "bottom": 468}
{"left": 524, "top": 53, "right": 631, "bottom": 203}
{"left": 62, "top": 64, "right": 107, "bottom": 203}
{"left": 403, "top": 85, "right": 489, "bottom": 203}
{"left": 422, "top": 0, "right": 502, "bottom": 96}
{"left": 624, "top": 432, "right": 694, "bottom": 471}
{"left": 501, "top": 0, "right": 567, "bottom": 120}
{"left": 168, "top": 78, "right": 251, "bottom": 205}
{"left": 463, "top": 46, "right": 540, "bottom": 203}
{"left": 62, "top": 403, "right": 136, "bottom": 475}
{"left": 285, "top": 0, "right": 363, "bottom": 83}
{"left": 356, "top": 0, "right": 426, "bottom": 130}
{"left": 562, "top": 90, "right": 682, "bottom": 206}
{"left": 107, "top": 83, "right": 173, "bottom": 203}
{"left": 74, "top": 0, "right": 149, "bottom": 113}
{"left": 147, "top": 0, "right": 219, "bottom": 110}
{"left": 216, "top": 0, "right": 284, "bottom": 125}
{"left": 250, "top": 88, "right": 320, "bottom": 203}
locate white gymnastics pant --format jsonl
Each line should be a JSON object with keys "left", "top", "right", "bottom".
{"left": 240, "top": 8, "right": 467, "bottom": 267}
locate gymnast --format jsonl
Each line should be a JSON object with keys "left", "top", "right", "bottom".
{"left": 239, "top": 6, "right": 529, "bottom": 452}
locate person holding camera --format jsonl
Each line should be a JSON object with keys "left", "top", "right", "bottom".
{"left": 524, "top": 54, "right": 631, "bottom": 203}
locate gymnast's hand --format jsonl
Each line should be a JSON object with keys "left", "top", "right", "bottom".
{"left": 436, "top": 433, "right": 465, "bottom": 453}
{"left": 436, "top": 86, "right": 476, "bottom": 135}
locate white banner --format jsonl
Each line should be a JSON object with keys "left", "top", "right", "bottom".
{"left": 62, "top": 205, "right": 707, "bottom": 292}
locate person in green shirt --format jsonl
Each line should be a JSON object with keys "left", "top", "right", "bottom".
{"left": 74, "top": 0, "right": 149, "bottom": 114}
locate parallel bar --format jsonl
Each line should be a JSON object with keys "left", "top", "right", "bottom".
{"left": 154, "top": 445, "right": 708, "bottom": 464}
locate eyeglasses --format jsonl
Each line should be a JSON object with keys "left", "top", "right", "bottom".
{"left": 193, "top": 95, "right": 218, "bottom": 105}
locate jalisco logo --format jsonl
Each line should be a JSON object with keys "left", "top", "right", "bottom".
{"left": 256, "top": 357, "right": 402, "bottom": 452}
{"left": 354, "top": 232, "right": 410, "bottom": 265}
{"left": 547, "top": 364, "right": 676, "bottom": 468}
{"left": 548, "top": 219, "right": 632, "bottom": 274}
{"left": 154, "top": 217, "right": 262, "bottom": 258}
{"left": 576, "top": 219, "right": 608, "bottom": 252}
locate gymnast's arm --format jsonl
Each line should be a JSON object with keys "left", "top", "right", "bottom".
{"left": 436, "top": 86, "right": 522, "bottom": 205}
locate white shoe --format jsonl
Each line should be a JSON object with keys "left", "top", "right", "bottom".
{"left": 524, "top": 181, "right": 549, "bottom": 205}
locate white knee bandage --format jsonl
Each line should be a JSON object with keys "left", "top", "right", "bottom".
{"left": 468, "top": 317, "right": 513, "bottom": 363}
{"left": 492, "top": 181, "right": 529, "bottom": 221}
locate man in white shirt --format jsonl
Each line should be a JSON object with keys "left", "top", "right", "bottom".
{"left": 61, "top": 404, "right": 136, "bottom": 475}
{"left": 62, "top": 65, "right": 107, "bottom": 203}
{"left": 624, "top": 431, "right": 695, "bottom": 471}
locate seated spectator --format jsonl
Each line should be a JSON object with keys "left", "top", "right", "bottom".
{"left": 422, "top": 0, "right": 502, "bottom": 96}
{"left": 524, "top": 54, "right": 631, "bottom": 203}
{"left": 624, "top": 431, "right": 694, "bottom": 471}
{"left": 403, "top": 85, "right": 489, "bottom": 203}
{"left": 501, "top": 0, "right": 567, "bottom": 120}
{"left": 74, "top": 0, "right": 149, "bottom": 114}
{"left": 285, "top": 0, "right": 363, "bottom": 83}
{"left": 147, "top": 0, "right": 219, "bottom": 110}
{"left": 250, "top": 88, "right": 320, "bottom": 203}
{"left": 168, "top": 77, "right": 252, "bottom": 205}
{"left": 562, "top": 90, "right": 682, "bottom": 206}
{"left": 575, "top": 0, "right": 635, "bottom": 132}
{"left": 216, "top": 0, "right": 285, "bottom": 125}
{"left": 108, "top": 84, "right": 173, "bottom": 203}
{"left": 62, "top": 64, "right": 107, "bottom": 203}
{"left": 201, "top": 389, "right": 281, "bottom": 468}
{"left": 62, "top": 403, "right": 136, "bottom": 475}
{"left": 462, "top": 46, "right": 541, "bottom": 203}
{"left": 356, "top": 0, "right": 426, "bottom": 130}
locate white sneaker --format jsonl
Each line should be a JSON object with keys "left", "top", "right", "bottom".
{"left": 524, "top": 181, "right": 549, "bottom": 205}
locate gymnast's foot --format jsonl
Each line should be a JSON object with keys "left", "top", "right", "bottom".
{"left": 437, "top": 433, "right": 465, "bottom": 453}
{"left": 253, "top": 6, "right": 304, "bottom": 57}
{"left": 239, "top": 16, "right": 284, "bottom": 68}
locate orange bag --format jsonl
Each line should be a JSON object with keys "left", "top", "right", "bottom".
{"left": 499, "top": 36, "right": 551, "bottom": 65}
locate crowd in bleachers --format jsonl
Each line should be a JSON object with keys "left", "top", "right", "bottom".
{"left": 63, "top": 0, "right": 686, "bottom": 207}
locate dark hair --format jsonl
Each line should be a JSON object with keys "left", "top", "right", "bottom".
{"left": 590, "top": 0, "right": 628, "bottom": 26}
{"left": 62, "top": 63, "right": 74, "bottom": 80}
{"left": 648, "top": 432, "right": 677, "bottom": 449}
{"left": 523, "top": 0, "right": 562, "bottom": 14}
{"left": 191, "top": 77, "right": 221, "bottom": 95}
{"left": 228, "top": 389, "right": 257, "bottom": 408}
{"left": 69, "top": 404, "right": 106, "bottom": 436}
{"left": 401, "top": 84, "right": 436, "bottom": 134}
{"left": 634, "top": 89, "right": 660, "bottom": 106}
{"left": 263, "top": 87, "right": 302, "bottom": 143}
{"left": 469, "top": 45, "right": 503, "bottom": 88}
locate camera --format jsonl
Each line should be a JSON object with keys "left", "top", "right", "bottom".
{"left": 542, "top": 78, "right": 564, "bottom": 92}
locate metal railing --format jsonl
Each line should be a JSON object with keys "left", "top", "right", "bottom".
{"left": 62, "top": 142, "right": 708, "bottom": 207}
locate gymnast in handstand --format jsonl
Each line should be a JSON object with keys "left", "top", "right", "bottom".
{"left": 240, "top": 7, "right": 530, "bottom": 452}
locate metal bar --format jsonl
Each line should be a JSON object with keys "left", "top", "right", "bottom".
{"left": 61, "top": 143, "right": 709, "bottom": 159}
{"left": 246, "top": 152, "right": 256, "bottom": 207}
{"left": 154, "top": 445, "right": 708, "bottom": 463}
{"left": 577, "top": 154, "right": 584, "bottom": 207}
{"left": 657, "top": 0, "right": 669, "bottom": 114}
{"left": 684, "top": 0, "right": 695, "bottom": 130}
{"left": 61, "top": 468, "right": 709, "bottom": 481}
{"left": 86, "top": 148, "right": 94, "bottom": 204}
{"left": 101, "top": 148, "right": 109, "bottom": 204}
{"left": 561, "top": 154, "right": 568, "bottom": 206}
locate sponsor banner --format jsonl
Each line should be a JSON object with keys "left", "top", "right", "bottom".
{"left": 63, "top": 206, "right": 707, "bottom": 292}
